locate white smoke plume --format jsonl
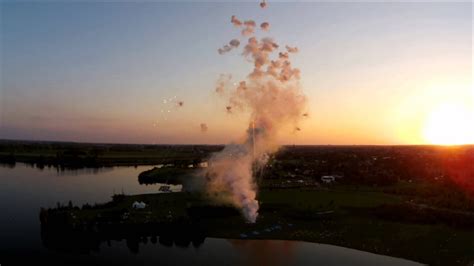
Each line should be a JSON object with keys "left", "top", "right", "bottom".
{"left": 207, "top": 5, "right": 307, "bottom": 223}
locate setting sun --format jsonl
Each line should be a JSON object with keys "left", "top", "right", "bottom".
{"left": 423, "top": 103, "right": 474, "bottom": 145}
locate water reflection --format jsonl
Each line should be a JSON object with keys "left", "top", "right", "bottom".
{"left": 39, "top": 221, "right": 422, "bottom": 266}
{"left": 228, "top": 239, "right": 296, "bottom": 266}
{"left": 0, "top": 162, "right": 16, "bottom": 168}
{"left": 55, "top": 166, "right": 115, "bottom": 176}
{"left": 40, "top": 221, "right": 206, "bottom": 254}
{"left": 3, "top": 162, "right": 119, "bottom": 175}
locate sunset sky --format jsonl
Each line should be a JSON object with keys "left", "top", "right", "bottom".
{"left": 1, "top": 1, "right": 472, "bottom": 145}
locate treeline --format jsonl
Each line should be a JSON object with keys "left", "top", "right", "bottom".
{"left": 264, "top": 145, "right": 474, "bottom": 187}
{"left": 0, "top": 140, "right": 223, "bottom": 168}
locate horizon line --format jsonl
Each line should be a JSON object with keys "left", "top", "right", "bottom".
{"left": 0, "top": 138, "right": 472, "bottom": 147}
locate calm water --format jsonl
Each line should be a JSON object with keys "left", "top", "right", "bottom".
{"left": 0, "top": 164, "right": 422, "bottom": 265}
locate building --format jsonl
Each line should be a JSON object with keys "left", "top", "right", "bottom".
{"left": 321, "top": 175, "right": 336, "bottom": 184}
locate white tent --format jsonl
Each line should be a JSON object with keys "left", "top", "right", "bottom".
{"left": 132, "top": 201, "right": 147, "bottom": 209}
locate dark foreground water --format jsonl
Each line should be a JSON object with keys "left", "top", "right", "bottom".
{"left": 0, "top": 164, "right": 422, "bottom": 265}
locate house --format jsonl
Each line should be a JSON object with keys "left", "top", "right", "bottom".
{"left": 321, "top": 175, "right": 336, "bottom": 184}
{"left": 132, "top": 201, "right": 146, "bottom": 209}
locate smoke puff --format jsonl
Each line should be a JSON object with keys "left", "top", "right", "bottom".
{"left": 231, "top": 15, "right": 242, "bottom": 27}
{"left": 200, "top": 123, "right": 208, "bottom": 132}
{"left": 229, "top": 39, "right": 240, "bottom": 47}
{"left": 237, "top": 81, "right": 247, "bottom": 91}
{"left": 242, "top": 27, "right": 255, "bottom": 36}
{"left": 286, "top": 45, "right": 299, "bottom": 53}
{"left": 279, "top": 52, "right": 289, "bottom": 59}
{"left": 215, "top": 74, "right": 232, "bottom": 94}
{"left": 219, "top": 39, "right": 241, "bottom": 55}
{"left": 260, "top": 22, "right": 270, "bottom": 31}
{"left": 241, "top": 20, "right": 256, "bottom": 36}
{"left": 244, "top": 20, "right": 256, "bottom": 27}
{"left": 218, "top": 45, "right": 232, "bottom": 55}
{"left": 261, "top": 38, "right": 278, "bottom": 52}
